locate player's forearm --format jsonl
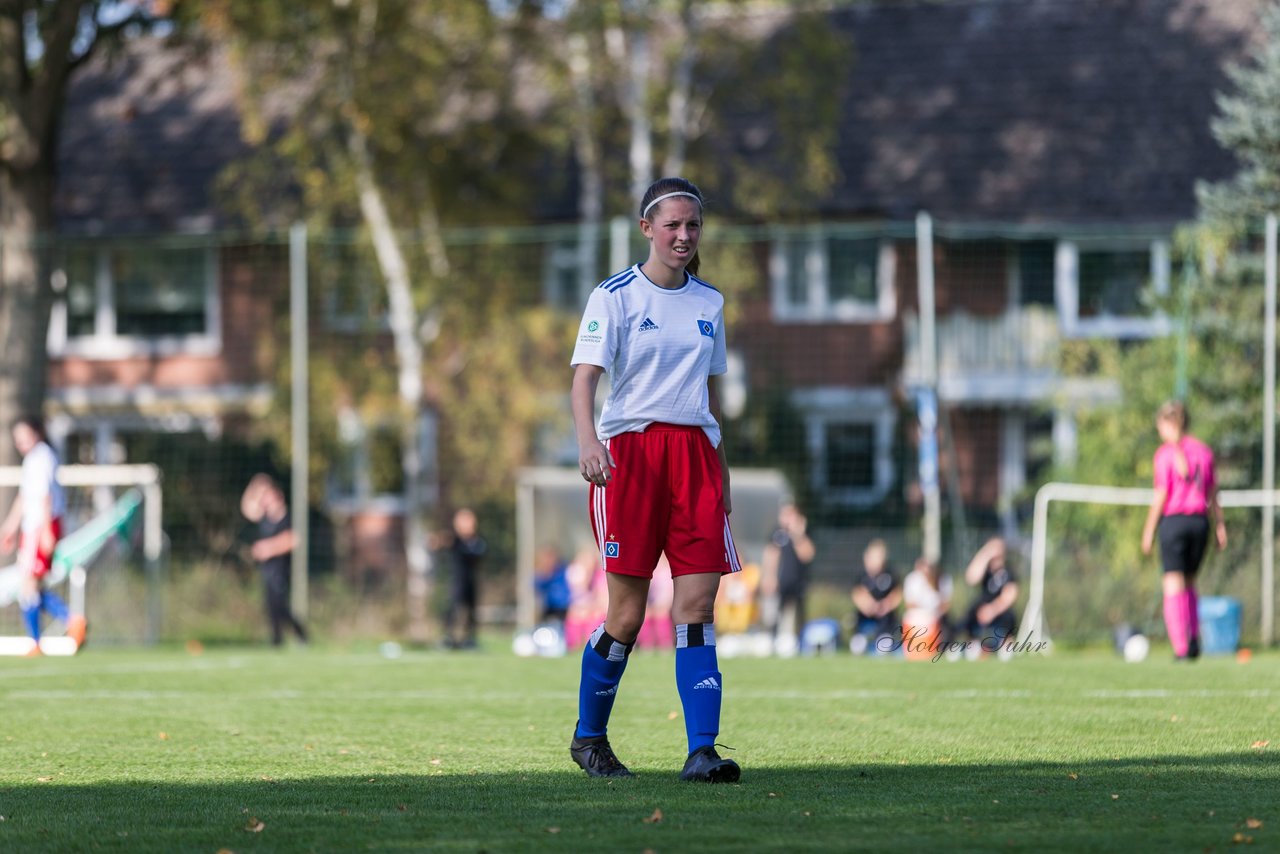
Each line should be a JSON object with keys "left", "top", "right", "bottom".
{"left": 992, "top": 584, "right": 1019, "bottom": 615}
{"left": 571, "top": 367, "right": 602, "bottom": 446}
{"left": 0, "top": 496, "right": 22, "bottom": 534}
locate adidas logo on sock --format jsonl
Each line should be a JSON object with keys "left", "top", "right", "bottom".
{"left": 638, "top": 317, "right": 659, "bottom": 332}
{"left": 595, "top": 686, "right": 618, "bottom": 697}
{"left": 693, "top": 677, "right": 721, "bottom": 691}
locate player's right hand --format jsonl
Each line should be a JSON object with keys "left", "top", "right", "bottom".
{"left": 579, "top": 441, "right": 616, "bottom": 487}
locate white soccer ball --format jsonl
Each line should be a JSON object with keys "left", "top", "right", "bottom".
{"left": 512, "top": 632, "right": 538, "bottom": 658}
{"left": 1123, "top": 633, "right": 1150, "bottom": 663}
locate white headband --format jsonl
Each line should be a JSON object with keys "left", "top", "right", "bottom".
{"left": 642, "top": 191, "right": 701, "bottom": 218}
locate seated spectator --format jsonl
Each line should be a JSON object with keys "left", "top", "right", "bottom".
{"left": 962, "top": 537, "right": 1019, "bottom": 649}
{"left": 564, "top": 546, "right": 607, "bottom": 649}
{"left": 850, "top": 539, "right": 901, "bottom": 654}
{"left": 901, "top": 557, "right": 953, "bottom": 659}
{"left": 534, "top": 545, "right": 572, "bottom": 624}
{"left": 716, "top": 559, "right": 761, "bottom": 637}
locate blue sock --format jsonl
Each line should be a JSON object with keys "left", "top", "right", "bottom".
{"left": 22, "top": 605, "right": 41, "bottom": 642}
{"left": 675, "top": 623, "right": 722, "bottom": 754}
{"left": 575, "top": 624, "right": 633, "bottom": 740}
{"left": 40, "top": 591, "right": 69, "bottom": 623}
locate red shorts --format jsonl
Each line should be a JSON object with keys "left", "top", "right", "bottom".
{"left": 589, "top": 423, "right": 741, "bottom": 578}
{"left": 21, "top": 517, "right": 62, "bottom": 579}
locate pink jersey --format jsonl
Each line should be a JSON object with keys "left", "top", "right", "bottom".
{"left": 1154, "top": 436, "right": 1216, "bottom": 517}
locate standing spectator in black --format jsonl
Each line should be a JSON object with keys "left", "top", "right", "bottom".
{"left": 444, "top": 507, "right": 486, "bottom": 650}
{"left": 962, "top": 537, "right": 1019, "bottom": 650}
{"left": 850, "top": 538, "right": 901, "bottom": 654}
{"left": 241, "top": 474, "right": 308, "bottom": 647}
{"left": 761, "top": 501, "right": 816, "bottom": 653}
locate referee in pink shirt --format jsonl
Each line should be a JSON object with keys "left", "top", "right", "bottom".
{"left": 1141, "top": 401, "right": 1227, "bottom": 660}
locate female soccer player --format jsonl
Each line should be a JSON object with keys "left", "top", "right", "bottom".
{"left": 568, "top": 176, "right": 741, "bottom": 783}
{"left": 0, "top": 416, "right": 85, "bottom": 654}
{"left": 1140, "top": 401, "right": 1227, "bottom": 660}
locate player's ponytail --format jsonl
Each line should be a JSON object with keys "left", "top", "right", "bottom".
{"left": 640, "top": 177, "right": 704, "bottom": 277}
{"left": 1157, "top": 400, "right": 1190, "bottom": 478}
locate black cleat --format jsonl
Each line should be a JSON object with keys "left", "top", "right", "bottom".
{"left": 680, "top": 745, "right": 741, "bottom": 783}
{"left": 1187, "top": 636, "right": 1201, "bottom": 660}
{"left": 570, "top": 733, "right": 635, "bottom": 778}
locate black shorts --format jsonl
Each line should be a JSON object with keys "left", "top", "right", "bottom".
{"left": 1158, "top": 514, "right": 1210, "bottom": 575}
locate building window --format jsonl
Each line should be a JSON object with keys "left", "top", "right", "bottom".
{"left": 793, "top": 387, "right": 895, "bottom": 507}
{"left": 771, "top": 226, "right": 896, "bottom": 322}
{"left": 49, "top": 240, "right": 220, "bottom": 358}
{"left": 825, "top": 422, "right": 876, "bottom": 490}
{"left": 1055, "top": 238, "right": 1171, "bottom": 338}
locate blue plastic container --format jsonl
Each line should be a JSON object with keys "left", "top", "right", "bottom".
{"left": 1198, "top": 596, "right": 1242, "bottom": 655}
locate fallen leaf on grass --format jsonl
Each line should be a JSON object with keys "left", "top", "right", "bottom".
{"left": 1251, "top": 741, "right": 1270, "bottom": 750}
{"left": 158, "top": 732, "right": 169, "bottom": 741}
{"left": 1247, "top": 818, "right": 1264, "bottom": 829}
{"left": 260, "top": 776, "right": 275, "bottom": 783}
{"left": 642, "top": 809, "right": 663, "bottom": 824}
{"left": 546, "top": 827, "right": 560, "bottom": 834}
{"left": 216, "top": 849, "right": 235, "bottom": 854}
{"left": 1233, "top": 832, "right": 1254, "bottom": 844}
{"left": 803, "top": 811, "right": 812, "bottom": 817}
{"left": 36, "top": 776, "right": 53, "bottom": 782}
{"left": 244, "top": 818, "right": 265, "bottom": 833}
{"left": 667, "top": 711, "right": 679, "bottom": 721}
{"left": 1111, "top": 794, "right": 1120, "bottom": 800}
{"left": 768, "top": 792, "right": 779, "bottom": 798}
{"left": 430, "top": 759, "right": 442, "bottom": 766}
{"left": 1170, "top": 715, "right": 1180, "bottom": 723}
{"left": 1068, "top": 773, "right": 1079, "bottom": 780}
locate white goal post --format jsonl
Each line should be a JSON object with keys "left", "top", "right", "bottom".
{"left": 0, "top": 464, "right": 163, "bottom": 653}
{"left": 1024, "top": 482, "right": 1278, "bottom": 649}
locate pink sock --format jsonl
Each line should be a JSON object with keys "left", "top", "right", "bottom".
{"left": 1164, "top": 594, "right": 1189, "bottom": 657}
{"left": 1184, "top": 589, "right": 1199, "bottom": 641}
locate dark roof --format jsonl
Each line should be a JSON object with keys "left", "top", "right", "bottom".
{"left": 56, "top": 40, "right": 251, "bottom": 235}
{"left": 810, "top": 0, "right": 1262, "bottom": 224}
{"left": 54, "top": 0, "right": 1263, "bottom": 232}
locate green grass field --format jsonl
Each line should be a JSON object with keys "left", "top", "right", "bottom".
{"left": 0, "top": 641, "right": 1276, "bottom": 853}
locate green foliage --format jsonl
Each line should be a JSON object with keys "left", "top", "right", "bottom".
{"left": 1198, "top": 2, "right": 1280, "bottom": 227}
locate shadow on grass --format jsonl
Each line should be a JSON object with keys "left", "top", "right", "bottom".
{"left": 1, "top": 752, "right": 1275, "bottom": 852}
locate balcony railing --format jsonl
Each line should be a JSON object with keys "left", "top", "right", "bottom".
{"left": 903, "top": 307, "right": 1061, "bottom": 397}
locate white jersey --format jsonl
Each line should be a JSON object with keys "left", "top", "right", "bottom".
{"left": 571, "top": 264, "right": 728, "bottom": 446}
{"left": 21, "top": 441, "right": 65, "bottom": 533}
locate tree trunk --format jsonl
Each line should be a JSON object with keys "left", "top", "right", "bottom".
{"left": 348, "top": 121, "right": 436, "bottom": 645}
{"left": 0, "top": 164, "right": 55, "bottom": 467}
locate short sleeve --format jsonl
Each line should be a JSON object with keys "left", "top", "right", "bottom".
{"left": 570, "top": 288, "right": 621, "bottom": 371}
{"left": 1153, "top": 448, "right": 1170, "bottom": 492}
{"left": 709, "top": 305, "right": 728, "bottom": 376}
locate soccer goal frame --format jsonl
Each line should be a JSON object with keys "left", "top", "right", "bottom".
{"left": 0, "top": 464, "right": 163, "bottom": 654}
{"left": 1023, "top": 482, "right": 1278, "bottom": 650}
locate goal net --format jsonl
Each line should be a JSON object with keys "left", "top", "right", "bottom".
{"left": 1024, "top": 482, "right": 1276, "bottom": 650}
{"left": 0, "top": 464, "right": 162, "bottom": 653}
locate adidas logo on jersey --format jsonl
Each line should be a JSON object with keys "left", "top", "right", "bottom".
{"left": 638, "top": 317, "right": 659, "bottom": 332}
{"left": 595, "top": 686, "right": 618, "bottom": 697}
{"left": 692, "top": 676, "right": 721, "bottom": 691}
